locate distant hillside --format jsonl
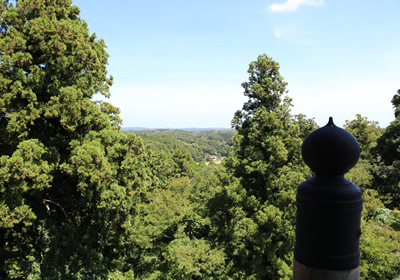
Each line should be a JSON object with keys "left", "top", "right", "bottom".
{"left": 122, "top": 127, "right": 233, "bottom": 131}
{"left": 122, "top": 129, "right": 236, "bottom": 162}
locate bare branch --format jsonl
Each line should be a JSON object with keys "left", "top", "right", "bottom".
{"left": 43, "top": 199, "right": 68, "bottom": 217}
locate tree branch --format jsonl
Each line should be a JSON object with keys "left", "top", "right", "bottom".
{"left": 43, "top": 199, "right": 68, "bottom": 217}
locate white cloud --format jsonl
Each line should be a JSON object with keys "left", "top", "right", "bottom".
{"left": 269, "top": 0, "right": 324, "bottom": 12}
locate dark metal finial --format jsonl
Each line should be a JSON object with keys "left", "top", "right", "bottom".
{"left": 294, "top": 116, "right": 363, "bottom": 271}
{"left": 301, "top": 117, "right": 360, "bottom": 175}
{"left": 328, "top": 116, "right": 334, "bottom": 127}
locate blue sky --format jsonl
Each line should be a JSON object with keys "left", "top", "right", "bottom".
{"left": 72, "top": 0, "right": 400, "bottom": 128}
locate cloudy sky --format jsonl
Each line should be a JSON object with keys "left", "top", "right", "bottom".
{"left": 72, "top": 0, "right": 400, "bottom": 128}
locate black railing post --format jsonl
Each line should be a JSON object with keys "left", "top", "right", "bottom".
{"left": 293, "top": 117, "right": 363, "bottom": 280}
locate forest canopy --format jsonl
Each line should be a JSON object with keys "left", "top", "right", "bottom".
{"left": 0, "top": 0, "right": 399, "bottom": 279}
{"left": 125, "top": 129, "right": 236, "bottom": 162}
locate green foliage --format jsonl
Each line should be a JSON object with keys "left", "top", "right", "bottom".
{"left": 163, "top": 237, "right": 226, "bottom": 279}
{"left": 0, "top": 0, "right": 120, "bottom": 153}
{"left": 392, "top": 89, "right": 400, "bottom": 118}
{"left": 344, "top": 115, "right": 381, "bottom": 190}
{"left": 362, "top": 189, "right": 385, "bottom": 222}
{"left": 222, "top": 54, "right": 316, "bottom": 279}
{"left": 131, "top": 129, "right": 235, "bottom": 162}
{"left": 343, "top": 113, "right": 400, "bottom": 280}
{"left": 1, "top": 4, "right": 399, "bottom": 276}
{"left": 343, "top": 114, "right": 400, "bottom": 280}
{"left": 342, "top": 112, "right": 400, "bottom": 279}
{"left": 375, "top": 90, "right": 400, "bottom": 166}
{"left": 0, "top": 0, "right": 116, "bottom": 276}
{"left": 372, "top": 160, "right": 400, "bottom": 208}
{"left": 345, "top": 114, "right": 382, "bottom": 161}
{"left": 343, "top": 114, "right": 399, "bottom": 209}
{"left": 360, "top": 220, "right": 400, "bottom": 280}
{"left": 127, "top": 169, "right": 229, "bottom": 279}
{"left": 0, "top": 1, "right": 175, "bottom": 278}
{"left": 197, "top": 160, "right": 206, "bottom": 171}
{"left": 371, "top": 90, "right": 400, "bottom": 208}
{"left": 346, "top": 158, "right": 375, "bottom": 190}
{"left": 173, "top": 147, "right": 197, "bottom": 178}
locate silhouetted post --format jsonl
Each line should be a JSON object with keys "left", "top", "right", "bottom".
{"left": 293, "top": 117, "right": 363, "bottom": 280}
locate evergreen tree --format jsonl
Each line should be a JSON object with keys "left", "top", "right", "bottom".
{"left": 129, "top": 175, "right": 228, "bottom": 279}
{"left": 0, "top": 1, "right": 173, "bottom": 277}
{"left": 223, "top": 54, "right": 317, "bottom": 279}
{"left": 375, "top": 90, "right": 400, "bottom": 165}
{"left": 345, "top": 114, "right": 381, "bottom": 161}
{"left": 173, "top": 147, "right": 197, "bottom": 178}
{"left": 344, "top": 114, "right": 381, "bottom": 190}
{"left": 373, "top": 89, "right": 400, "bottom": 208}
{"left": 342, "top": 114, "right": 400, "bottom": 279}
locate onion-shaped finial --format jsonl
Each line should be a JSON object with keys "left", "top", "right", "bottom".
{"left": 301, "top": 117, "right": 360, "bottom": 175}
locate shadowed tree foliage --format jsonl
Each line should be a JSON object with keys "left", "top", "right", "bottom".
{"left": 373, "top": 89, "right": 400, "bottom": 208}
{"left": 375, "top": 90, "right": 400, "bottom": 166}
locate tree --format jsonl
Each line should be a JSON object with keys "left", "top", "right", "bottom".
{"left": 359, "top": 190, "right": 400, "bottom": 280}
{"left": 341, "top": 115, "right": 400, "bottom": 279}
{"left": 375, "top": 90, "right": 400, "bottom": 165}
{"left": 0, "top": 0, "right": 120, "bottom": 153}
{"left": 222, "top": 54, "right": 317, "bottom": 279}
{"left": 228, "top": 55, "right": 316, "bottom": 200}
{"left": 373, "top": 89, "right": 400, "bottom": 208}
{"left": 393, "top": 89, "right": 400, "bottom": 119}
{"left": 128, "top": 175, "right": 228, "bottom": 279}
{"left": 344, "top": 114, "right": 381, "bottom": 161}
{"left": 173, "top": 147, "right": 197, "bottom": 178}
{"left": 0, "top": 1, "right": 170, "bottom": 278}
{"left": 344, "top": 114, "right": 381, "bottom": 190}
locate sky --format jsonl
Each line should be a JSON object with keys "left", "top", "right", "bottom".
{"left": 72, "top": 0, "right": 400, "bottom": 129}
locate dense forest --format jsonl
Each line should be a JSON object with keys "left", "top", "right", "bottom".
{"left": 124, "top": 129, "right": 236, "bottom": 162}
{"left": 1, "top": 1, "right": 399, "bottom": 279}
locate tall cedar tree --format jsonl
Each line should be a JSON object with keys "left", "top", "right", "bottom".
{"left": 224, "top": 54, "right": 316, "bottom": 279}
{"left": 0, "top": 1, "right": 172, "bottom": 278}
